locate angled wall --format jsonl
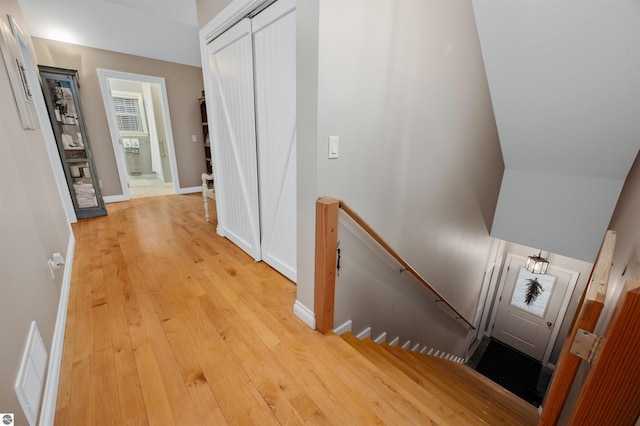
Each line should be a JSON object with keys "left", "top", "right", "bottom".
{"left": 473, "top": 0, "right": 640, "bottom": 262}
{"left": 0, "top": 1, "right": 72, "bottom": 423}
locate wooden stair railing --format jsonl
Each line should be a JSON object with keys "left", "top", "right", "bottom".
{"left": 314, "top": 197, "right": 474, "bottom": 333}
{"left": 540, "top": 230, "right": 615, "bottom": 425}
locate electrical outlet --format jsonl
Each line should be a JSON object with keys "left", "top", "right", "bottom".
{"left": 192, "top": 135, "right": 198, "bottom": 142}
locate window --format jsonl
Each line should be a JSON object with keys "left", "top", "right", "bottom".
{"left": 111, "top": 91, "right": 147, "bottom": 134}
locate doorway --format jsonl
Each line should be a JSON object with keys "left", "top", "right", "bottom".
{"left": 97, "top": 69, "right": 180, "bottom": 200}
{"left": 488, "top": 254, "right": 579, "bottom": 364}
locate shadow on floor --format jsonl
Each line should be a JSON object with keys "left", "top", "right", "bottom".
{"left": 467, "top": 338, "right": 552, "bottom": 407}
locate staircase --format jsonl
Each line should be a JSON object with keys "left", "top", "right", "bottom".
{"left": 340, "top": 332, "right": 539, "bottom": 425}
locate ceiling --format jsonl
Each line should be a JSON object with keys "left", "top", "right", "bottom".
{"left": 473, "top": 0, "right": 640, "bottom": 262}
{"left": 17, "top": 0, "right": 202, "bottom": 67}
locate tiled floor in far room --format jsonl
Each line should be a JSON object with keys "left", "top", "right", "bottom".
{"left": 128, "top": 174, "right": 174, "bottom": 199}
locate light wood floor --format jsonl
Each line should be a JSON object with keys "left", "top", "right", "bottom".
{"left": 54, "top": 194, "right": 534, "bottom": 425}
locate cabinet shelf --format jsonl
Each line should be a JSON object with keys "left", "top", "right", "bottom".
{"left": 200, "top": 95, "right": 212, "bottom": 175}
{"left": 39, "top": 65, "right": 106, "bottom": 219}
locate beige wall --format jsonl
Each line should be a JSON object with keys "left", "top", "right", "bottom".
{"left": 196, "top": 0, "right": 233, "bottom": 28}
{"left": 296, "top": 0, "right": 503, "bottom": 346}
{"left": 32, "top": 38, "right": 206, "bottom": 196}
{"left": 0, "top": 2, "right": 72, "bottom": 423}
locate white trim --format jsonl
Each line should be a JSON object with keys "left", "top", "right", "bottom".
{"left": 199, "top": 0, "right": 272, "bottom": 44}
{"left": 487, "top": 253, "right": 580, "bottom": 366}
{"left": 293, "top": 300, "right": 315, "bottom": 329}
{"left": 479, "top": 257, "right": 503, "bottom": 338}
{"left": 103, "top": 195, "right": 128, "bottom": 204}
{"left": 356, "top": 327, "right": 371, "bottom": 340}
{"left": 374, "top": 332, "right": 387, "bottom": 344}
{"left": 411, "top": 343, "right": 421, "bottom": 352}
{"left": 39, "top": 233, "right": 75, "bottom": 426}
{"left": 96, "top": 69, "right": 181, "bottom": 200}
{"left": 389, "top": 337, "right": 400, "bottom": 347}
{"left": 541, "top": 266, "right": 580, "bottom": 364}
{"left": 176, "top": 186, "right": 202, "bottom": 195}
{"left": 332, "top": 320, "right": 352, "bottom": 336}
{"left": 401, "top": 340, "right": 411, "bottom": 350}
{"left": 9, "top": 16, "right": 77, "bottom": 223}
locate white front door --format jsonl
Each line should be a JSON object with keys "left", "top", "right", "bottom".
{"left": 207, "top": 19, "right": 262, "bottom": 261}
{"left": 491, "top": 254, "right": 578, "bottom": 362}
{"left": 252, "top": 0, "right": 297, "bottom": 282}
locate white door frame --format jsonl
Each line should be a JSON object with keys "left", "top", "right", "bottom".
{"left": 487, "top": 253, "right": 579, "bottom": 367}
{"left": 97, "top": 69, "right": 180, "bottom": 202}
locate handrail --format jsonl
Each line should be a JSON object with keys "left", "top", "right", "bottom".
{"left": 337, "top": 200, "right": 474, "bottom": 330}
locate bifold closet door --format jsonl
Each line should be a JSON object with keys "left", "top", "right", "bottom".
{"left": 253, "top": 0, "right": 297, "bottom": 282}
{"left": 206, "top": 19, "right": 261, "bottom": 261}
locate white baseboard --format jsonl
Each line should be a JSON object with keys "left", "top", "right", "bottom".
{"left": 293, "top": 300, "right": 315, "bottom": 330}
{"left": 103, "top": 194, "right": 128, "bottom": 203}
{"left": 389, "top": 336, "right": 400, "bottom": 346}
{"left": 39, "top": 233, "right": 75, "bottom": 426}
{"left": 356, "top": 327, "right": 371, "bottom": 340}
{"left": 333, "top": 320, "right": 352, "bottom": 336}
{"left": 176, "top": 186, "right": 201, "bottom": 195}
{"left": 374, "top": 332, "right": 387, "bottom": 344}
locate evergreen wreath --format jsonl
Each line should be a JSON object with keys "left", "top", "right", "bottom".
{"left": 524, "top": 278, "right": 543, "bottom": 306}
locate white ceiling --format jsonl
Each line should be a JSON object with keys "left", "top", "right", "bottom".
{"left": 18, "top": 0, "right": 202, "bottom": 67}
{"left": 473, "top": 0, "right": 640, "bottom": 262}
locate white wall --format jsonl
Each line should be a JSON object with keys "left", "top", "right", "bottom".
{"left": 473, "top": 0, "right": 640, "bottom": 263}
{"left": 296, "top": 0, "right": 504, "bottom": 338}
{"left": 0, "top": 2, "right": 72, "bottom": 423}
{"left": 335, "top": 219, "right": 471, "bottom": 355}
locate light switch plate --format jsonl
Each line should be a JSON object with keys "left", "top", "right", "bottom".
{"left": 328, "top": 136, "right": 339, "bottom": 159}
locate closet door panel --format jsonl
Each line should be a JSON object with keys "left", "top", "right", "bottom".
{"left": 207, "top": 19, "right": 261, "bottom": 260}
{"left": 253, "top": 0, "right": 297, "bottom": 281}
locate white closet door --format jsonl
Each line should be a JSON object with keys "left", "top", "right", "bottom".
{"left": 207, "top": 19, "right": 261, "bottom": 261}
{"left": 252, "top": 0, "right": 297, "bottom": 282}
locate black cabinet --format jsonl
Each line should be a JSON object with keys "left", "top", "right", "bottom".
{"left": 39, "top": 66, "right": 106, "bottom": 218}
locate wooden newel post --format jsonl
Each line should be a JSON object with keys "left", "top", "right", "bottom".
{"left": 314, "top": 197, "right": 339, "bottom": 334}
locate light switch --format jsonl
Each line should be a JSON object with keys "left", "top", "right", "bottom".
{"left": 328, "top": 136, "right": 339, "bottom": 159}
{"left": 192, "top": 134, "right": 198, "bottom": 142}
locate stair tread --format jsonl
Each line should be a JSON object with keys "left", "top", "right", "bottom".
{"left": 340, "top": 333, "right": 538, "bottom": 425}
{"left": 342, "top": 333, "right": 483, "bottom": 424}
{"left": 383, "top": 341, "right": 539, "bottom": 422}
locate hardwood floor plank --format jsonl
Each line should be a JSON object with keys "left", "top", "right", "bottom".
{"left": 113, "top": 347, "right": 149, "bottom": 426}
{"left": 133, "top": 343, "right": 176, "bottom": 426}
{"left": 56, "top": 194, "right": 534, "bottom": 425}
{"left": 90, "top": 349, "right": 123, "bottom": 425}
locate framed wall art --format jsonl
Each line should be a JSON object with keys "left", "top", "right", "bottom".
{"left": 0, "top": 16, "right": 37, "bottom": 129}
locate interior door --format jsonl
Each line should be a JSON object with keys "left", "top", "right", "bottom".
{"left": 252, "top": 0, "right": 297, "bottom": 282}
{"left": 491, "top": 255, "right": 573, "bottom": 361}
{"left": 207, "top": 19, "right": 262, "bottom": 260}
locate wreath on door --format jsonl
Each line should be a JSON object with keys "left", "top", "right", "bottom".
{"left": 524, "top": 278, "right": 543, "bottom": 306}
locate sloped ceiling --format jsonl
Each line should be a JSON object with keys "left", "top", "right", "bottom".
{"left": 17, "top": 0, "right": 201, "bottom": 66}
{"left": 473, "top": 0, "right": 640, "bottom": 262}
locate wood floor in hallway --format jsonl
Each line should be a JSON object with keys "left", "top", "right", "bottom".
{"left": 54, "top": 193, "right": 533, "bottom": 425}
